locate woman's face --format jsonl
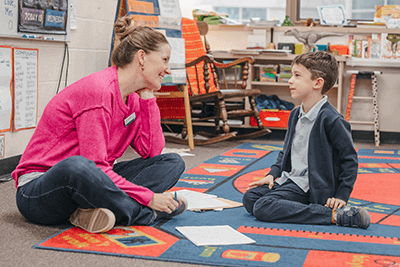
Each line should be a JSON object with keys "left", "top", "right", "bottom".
{"left": 142, "top": 43, "right": 171, "bottom": 90}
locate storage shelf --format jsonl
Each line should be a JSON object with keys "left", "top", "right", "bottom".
{"left": 272, "top": 26, "right": 400, "bottom": 35}
{"left": 346, "top": 57, "right": 400, "bottom": 68}
{"left": 209, "top": 24, "right": 400, "bottom": 35}
{"left": 252, "top": 81, "right": 290, "bottom": 86}
{"left": 162, "top": 120, "right": 288, "bottom": 130}
{"left": 209, "top": 52, "right": 345, "bottom": 129}
{"left": 251, "top": 81, "right": 339, "bottom": 88}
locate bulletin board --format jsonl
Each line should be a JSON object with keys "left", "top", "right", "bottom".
{"left": 0, "top": 46, "right": 13, "bottom": 133}
{"left": 13, "top": 47, "right": 38, "bottom": 131}
{"left": 110, "top": 0, "right": 186, "bottom": 85}
{"left": 0, "top": 0, "right": 70, "bottom": 42}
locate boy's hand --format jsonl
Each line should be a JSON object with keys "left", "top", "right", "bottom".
{"left": 325, "top": 197, "right": 346, "bottom": 210}
{"left": 246, "top": 174, "right": 275, "bottom": 190}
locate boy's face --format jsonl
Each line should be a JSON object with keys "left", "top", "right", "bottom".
{"left": 288, "top": 63, "right": 317, "bottom": 100}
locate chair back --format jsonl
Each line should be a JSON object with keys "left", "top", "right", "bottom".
{"left": 181, "top": 18, "right": 219, "bottom": 96}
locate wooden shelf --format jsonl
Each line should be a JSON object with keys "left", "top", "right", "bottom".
{"left": 209, "top": 24, "right": 400, "bottom": 35}
{"left": 346, "top": 57, "right": 400, "bottom": 68}
{"left": 212, "top": 52, "right": 347, "bottom": 63}
{"left": 272, "top": 26, "right": 400, "bottom": 35}
{"left": 251, "top": 81, "right": 339, "bottom": 88}
{"left": 162, "top": 120, "right": 288, "bottom": 130}
{"left": 208, "top": 51, "right": 345, "bottom": 129}
{"left": 252, "top": 81, "right": 290, "bottom": 86}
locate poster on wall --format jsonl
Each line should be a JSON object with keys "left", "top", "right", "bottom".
{"left": 18, "top": 0, "right": 68, "bottom": 35}
{"left": 124, "top": 0, "right": 185, "bottom": 84}
{"left": 0, "top": 46, "right": 13, "bottom": 133}
{"left": 13, "top": 48, "right": 38, "bottom": 131}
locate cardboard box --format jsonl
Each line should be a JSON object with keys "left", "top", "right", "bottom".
{"left": 250, "top": 109, "right": 291, "bottom": 128}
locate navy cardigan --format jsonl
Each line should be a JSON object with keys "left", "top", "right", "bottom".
{"left": 268, "top": 101, "right": 358, "bottom": 204}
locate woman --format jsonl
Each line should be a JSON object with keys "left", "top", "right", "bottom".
{"left": 12, "top": 16, "right": 187, "bottom": 233}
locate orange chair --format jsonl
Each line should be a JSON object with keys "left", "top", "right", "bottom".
{"left": 163, "top": 18, "right": 270, "bottom": 146}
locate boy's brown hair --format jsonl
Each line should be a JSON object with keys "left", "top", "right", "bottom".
{"left": 292, "top": 51, "right": 338, "bottom": 94}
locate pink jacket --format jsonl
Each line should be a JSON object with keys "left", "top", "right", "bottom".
{"left": 12, "top": 66, "right": 164, "bottom": 206}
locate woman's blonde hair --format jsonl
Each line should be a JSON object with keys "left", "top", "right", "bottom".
{"left": 111, "top": 16, "right": 169, "bottom": 68}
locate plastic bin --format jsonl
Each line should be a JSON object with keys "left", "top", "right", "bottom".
{"left": 250, "top": 109, "right": 291, "bottom": 128}
{"left": 255, "top": 64, "right": 278, "bottom": 82}
{"left": 216, "top": 61, "right": 242, "bottom": 81}
{"left": 279, "top": 64, "right": 292, "bottom": 74}
{"left": 277, "top": 73, "right": 292, "bottom": 83}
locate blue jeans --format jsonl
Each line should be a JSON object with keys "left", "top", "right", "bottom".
{"left": 16, "top": 153, "right": 185, "bottom": 226}
{"left": 243, "top": 179, "right": 332, "bottom": 225}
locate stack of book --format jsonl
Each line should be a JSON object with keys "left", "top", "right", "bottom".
{"left": 356, "top": 21, "right": 386, "bottom": 28}
{"left": 348, "top": 33, "right": 400, "bottom": 59}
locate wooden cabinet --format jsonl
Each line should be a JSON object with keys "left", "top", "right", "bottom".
{"left": 211, "top": 51, "right": 347, "bottom": 129}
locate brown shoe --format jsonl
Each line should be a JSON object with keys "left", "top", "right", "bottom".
{"left": 70, "top": 208, "right": 115, "bottom": 233}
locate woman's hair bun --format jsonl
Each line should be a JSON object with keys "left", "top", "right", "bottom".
{"left": 114, "top": 16, "right": 136, "bottom": 41}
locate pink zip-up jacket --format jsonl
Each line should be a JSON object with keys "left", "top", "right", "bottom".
{"left": 12, "top": 66, "right": 164, "bottom": 206}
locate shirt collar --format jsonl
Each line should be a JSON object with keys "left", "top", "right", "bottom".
{"left": 299, "top": 95, "right": 328, "bottom": 121}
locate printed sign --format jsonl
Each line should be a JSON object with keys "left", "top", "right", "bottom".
{"left": 45, "top": 9, "right": 66, "bottom": 28}
{"left": 18, "top": 0, "right": 68, "bottom": 34}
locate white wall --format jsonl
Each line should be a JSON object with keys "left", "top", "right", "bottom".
{"left": 0, "top": 0, "right": 118, "bottom": 159}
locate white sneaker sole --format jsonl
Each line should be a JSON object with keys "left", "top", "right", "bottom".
{"left": 70, "top": 208, "right": 115, "bottom": 233}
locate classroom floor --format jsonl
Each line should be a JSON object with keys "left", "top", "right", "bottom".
{"left": 1, "top": 138, "right": 399, "bottom": 267}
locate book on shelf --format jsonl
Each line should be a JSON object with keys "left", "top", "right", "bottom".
{"left": 381, "top": 33, "right": 400, "bottom": 59}
{"left": 230, "top": 49, "right": 290, "bottom": 55}
{"left": 356, "top": 21, "right": 386, "bottom": 28}
{"left": 348, "top": 34, "right": 384, "bottom": 59}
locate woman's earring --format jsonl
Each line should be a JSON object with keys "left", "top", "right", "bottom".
{"left": 141, "top": 64, "right": 144, "bottom": 71}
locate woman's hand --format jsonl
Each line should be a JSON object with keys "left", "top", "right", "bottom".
{"left": 148, "top": 193, "right": 178, "bottom": 213}
{"left": 246, "top": 174, "right": 275, "bottom": 191}
{"left": 138, "top": 88, "right": 154, "bottom": 100}
{"left": 325, "top": 197, "right": 346, "bottom": 210}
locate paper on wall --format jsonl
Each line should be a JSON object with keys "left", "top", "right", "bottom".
{"left": 0, "top": 46, "right": 12, "bottom": 132}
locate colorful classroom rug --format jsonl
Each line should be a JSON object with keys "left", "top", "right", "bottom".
{"left": 34, "top": 144, "right": 400, "bottom": 266}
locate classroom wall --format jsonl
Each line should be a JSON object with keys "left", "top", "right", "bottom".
{"left": 0, "top": 0, "right": 118, "bottom": 159}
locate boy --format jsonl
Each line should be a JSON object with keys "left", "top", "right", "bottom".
{"left": 243, "top": 51, "right": 370, "bottom": 229}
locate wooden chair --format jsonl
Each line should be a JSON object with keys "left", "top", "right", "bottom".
{"left": 164, "top": 18, "right": 271, "bottom": 146}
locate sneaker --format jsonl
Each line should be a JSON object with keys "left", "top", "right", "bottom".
{"left": 336, "top": 206, "right": 370, "bottom": 229}
{"left": 155, "top": 196, "right": 188, "bottom": 221}
{"left": 70, "top": 208, "right": 116, "bottom": 233}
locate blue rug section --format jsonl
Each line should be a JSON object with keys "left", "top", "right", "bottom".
{"left": 204, "top": 155, "right": 258, "bottom": 165}
{"left": 174, "top": 174, "right": 228, "bottom": 190}
{"left": 33, "top": 144, "right": 400, "bottom": 266}
{"left": 157, "top": 144, "right": 400, "bottom": 265}
{"left": 159, "top": 239, "right": 308, "bottom": 267}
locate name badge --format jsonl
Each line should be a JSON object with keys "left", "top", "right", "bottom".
{"left": 124, "top": 112, "right": 136, "bottom": 127}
